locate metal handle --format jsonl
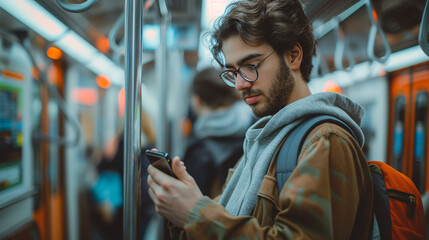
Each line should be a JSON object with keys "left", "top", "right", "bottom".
{"left": 108, "top": 3, "right": 155, "bottom": 65}
{"left": 334, "top": 19, "right": 355, "bottom": 71}
{"left": 366, "top": 0, "right": 391, "bottom": 63}
{"left": 55, "top": 0, "right": 98, "bottom": 13}
{"left": 419, "top": 0, "right": 429, "bottom": 56}
{"left": 313, "top": 0, "right": 366, "bottom": 40}
{"left": 108, "top": 13, "right": 125, "bottom": 55}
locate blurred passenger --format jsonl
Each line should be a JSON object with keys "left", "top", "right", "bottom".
{"left": 91, "top": 108, "right": 156, "bottom": 240}
{"left": 147, "top": 0, "right": 373, "bottom": 239}
{"left": 182, "top": 67, "right": 254, "bottom": 197}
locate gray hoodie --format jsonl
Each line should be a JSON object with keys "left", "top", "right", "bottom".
{"left": 193, "top": 101, "right": 254, "bottom": 139}
{"left": 219, "top": 92, "right": 365, "bottom": 216}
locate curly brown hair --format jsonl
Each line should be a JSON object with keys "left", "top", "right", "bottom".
{"left": 209, "top": 0, "right": 316, "bottom": 82}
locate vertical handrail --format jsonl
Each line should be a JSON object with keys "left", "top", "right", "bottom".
{"left": 123, "top": 0, "right": 143, "bottom": 239}
{"left": 419, "top": 0, "right": 429, "bottom": 56}
{"left": 156, "top": 0, "right": 171, "bottom": 152}
{"left": 366, "top": 0, "right": 391, "bottom": 63}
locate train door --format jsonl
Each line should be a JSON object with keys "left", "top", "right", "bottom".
{"left": 0, "top": 33, "right": 37, "bottom": 239}
{"left": 32, "top": 60, "right": 67, "bottom": 240}
{"left": 388, "top": 63, "right": 429, "bottom": 194}
{"left": 409, "top": 66, "right": 429, "bottom": 193}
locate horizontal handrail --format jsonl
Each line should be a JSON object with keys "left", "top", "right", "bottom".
{"left": 314, "top": 0, "right": 366, "bottom": 39}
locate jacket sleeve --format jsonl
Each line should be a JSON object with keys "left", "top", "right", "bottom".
{"left": 182, "top": 124, "right": 371, "bottom": 239}
{"left": 166, "top": 195, "right": 223, "bottom": 240}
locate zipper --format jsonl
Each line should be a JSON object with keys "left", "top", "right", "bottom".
{"left": 386, "top": 189, "right": 416, "bottom": 218}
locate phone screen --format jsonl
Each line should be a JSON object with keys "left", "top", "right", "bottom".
{"left": 145, "top": 150, "right": 176, "bottom": 178}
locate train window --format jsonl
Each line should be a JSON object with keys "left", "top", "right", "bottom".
{"left": 392, "top": 96, "right": 406, "bottom": 172}
{"left": 413, "top": 91, "right": 428, "bottom": 193}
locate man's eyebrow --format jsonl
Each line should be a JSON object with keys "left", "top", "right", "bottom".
{"left": 224, "top": 53, "right": 263, "bottom": 69}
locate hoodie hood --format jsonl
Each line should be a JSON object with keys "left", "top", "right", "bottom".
{"left": 250, "top": 91, "right": 364, "bottom": 147}
{"left": 193, "top": 101, "right": 254, "bottom": 139}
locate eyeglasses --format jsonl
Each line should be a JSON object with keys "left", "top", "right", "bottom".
{"left": 220, "top": 50, "right": 276, "bottom": 87}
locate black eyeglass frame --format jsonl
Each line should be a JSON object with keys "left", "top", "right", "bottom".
{"left": 219, "top": 50, "right": 276, "bottom": 87}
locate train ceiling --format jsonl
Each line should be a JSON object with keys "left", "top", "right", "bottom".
{"left": 303, "top": 0, "right": 426, "bottom": 71}
{"left": 0, "top": 0, "right": 426, "bottom": 74}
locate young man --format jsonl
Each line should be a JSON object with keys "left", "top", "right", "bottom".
{"left": 147, "top": 0, "right": 373, "bottom": 239}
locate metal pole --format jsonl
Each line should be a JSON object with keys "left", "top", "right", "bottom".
{"left": 154, "top": 1, "right": 171, "bottom": 238}
{"left": 124, "top": 0, "right": 143, "bottom": 239}
{"left": 156, "top": 0, "right": 171, "bottom": 152}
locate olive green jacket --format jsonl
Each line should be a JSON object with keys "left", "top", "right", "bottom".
{"left": 169, "top": 123, "right": 373, "bottom": 240}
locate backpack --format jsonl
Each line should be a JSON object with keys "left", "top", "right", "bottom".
{"left": 273, "top": 115, "right": 426, "bottom": 240}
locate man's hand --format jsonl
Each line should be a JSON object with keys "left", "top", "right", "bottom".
{"left": 147, "top": 156, "right": 203, "bottom": 228}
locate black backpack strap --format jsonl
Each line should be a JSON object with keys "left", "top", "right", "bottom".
{"left": 369, "top": 164, "right": 392, "bottom": 240}
{"left": 275, "top": 115, "right": 356, "bottom": 193}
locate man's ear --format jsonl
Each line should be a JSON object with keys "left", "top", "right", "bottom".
{"left": 285, "top": 43, "right": 303, "bottom": 71}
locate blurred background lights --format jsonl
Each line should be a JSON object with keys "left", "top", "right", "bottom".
{"left": 323, "top": 80, "right": 342, "bottom": 94}
{"left": 96, "top": 75, "right": 111, "bottom": 89}
{"left": 118, "top": 88, "right": 125, "bottom": 117}
{"left": 95, "top": 36, "right": 110, "bottom": 54}
{"left": 47, "top": 46, "right": 63, "bottom": 60}
{"left": 71, "top": 88, "right": 98, "bottom": 106}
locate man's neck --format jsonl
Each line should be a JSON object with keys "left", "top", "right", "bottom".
{"left": 287, "top": 77, "right": 311, "bottom": 106}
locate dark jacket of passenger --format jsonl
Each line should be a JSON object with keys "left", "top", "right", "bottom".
{"left": 183, "top": 102, "right": 254, "bottom": 197}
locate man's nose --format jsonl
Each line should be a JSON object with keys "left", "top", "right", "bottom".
{"left": 235, "top": 74, "right": 252, "bottom": 91}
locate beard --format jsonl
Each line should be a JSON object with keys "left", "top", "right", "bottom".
{"left": 245, "top": 57, "right": 295, "bottom": 117}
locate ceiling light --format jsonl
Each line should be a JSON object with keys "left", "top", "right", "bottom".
{"left": 0, "top": 0, "right": 68, "bottom": 41}
{"left": 384, "top": 46, "right": 429, "bottom": 72}
{"left": 54, "top": 31, "right": 98, "bottom": 64}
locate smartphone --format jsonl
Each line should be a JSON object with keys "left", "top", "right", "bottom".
{"left": 145, "top": 149, "right": 176, "bottom": 178}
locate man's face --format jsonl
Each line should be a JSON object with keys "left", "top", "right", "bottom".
{"left": 222, "top": 35, "right": 295, "bottom": 117}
